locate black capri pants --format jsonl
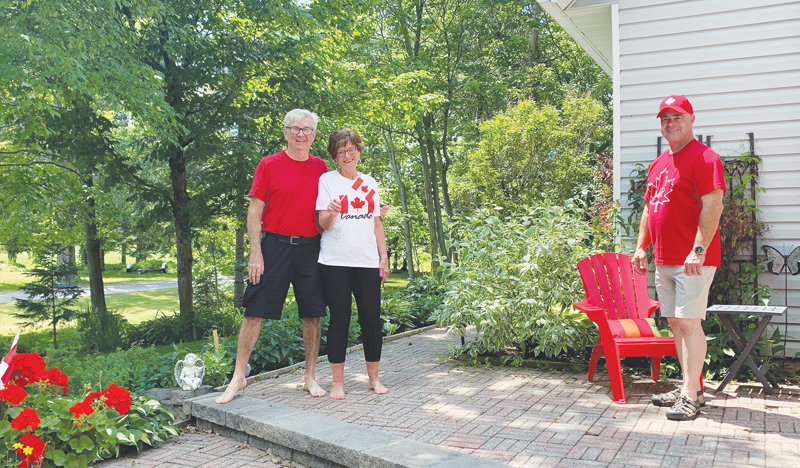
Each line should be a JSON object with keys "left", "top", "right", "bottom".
{"left": 318, "top": 264, "right": 383, "bottom": 364}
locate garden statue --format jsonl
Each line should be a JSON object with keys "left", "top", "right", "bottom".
{"left": 174, "top": 353, "right": 205, "bottom": 391}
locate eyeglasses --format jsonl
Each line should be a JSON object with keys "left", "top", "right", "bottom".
{"left": 336, "top": 148, "right": 359, "bottom": 157}
{"left": 285, "top": 126, "right": 316, "bottom": 135}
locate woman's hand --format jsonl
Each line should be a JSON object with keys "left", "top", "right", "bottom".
{"left": 379, "top": 257, "right": 389, "bottom": 284}
{"left": 327, "top": 197, "right": 342, "bottom": 214}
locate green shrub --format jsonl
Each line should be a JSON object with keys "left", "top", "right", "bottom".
{"left": 78, "top": 305, "right": 129, "bottom": 352}
{"left": 199, "top": 348, "right": 233, "bottom": 388}
{"left": 439, "top": 200, "right": 605, "bottom": 358}
{"left": 43, "top": 346, "right": 163, "bottom": 395}
{"left": 381, "top": 278, "right": 442, "bottom": 335}
{"left": 126, "top": 304, "right": 242, "bottom": 347}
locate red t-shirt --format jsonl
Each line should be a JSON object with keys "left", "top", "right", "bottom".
{"left": 248, "top": 151, "right": 329, "bottom": 237}
{"left": 643, "top": 139, "right": 726, "bottom": 267}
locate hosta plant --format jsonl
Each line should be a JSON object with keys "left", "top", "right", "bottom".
{"left": 0, "top": 353, "right": 178, "bottom": 468}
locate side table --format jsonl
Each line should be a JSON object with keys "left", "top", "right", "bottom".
{"left": 706, "top": 304, "right": 787, "bottom": 394}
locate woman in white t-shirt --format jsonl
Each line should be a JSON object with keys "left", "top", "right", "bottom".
{"left": 316, "top": 128, "right": 390, "bottom": 400}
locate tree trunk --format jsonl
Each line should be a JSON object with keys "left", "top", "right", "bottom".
{"left": 83, "top": 183, "right": 107, "bottom": 315}
{"left": 170, "top": 146, "right": 194, "bottom": 319}
{"left": 423, "top": 113, "right": 447, "bottom": 261}
{"left": 415, "top": 122, "right": 439, "bottom": 275}
{"left": 382, "top": 128, "right": 415, "bottom": 280}
{"left": 120, "top": 243, "right": 126, "bottom": 265}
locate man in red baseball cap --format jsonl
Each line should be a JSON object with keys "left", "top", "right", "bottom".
{"left": 632, "top": 95, "right": 726, "bottom": 420}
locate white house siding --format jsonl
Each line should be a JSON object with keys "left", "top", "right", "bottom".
{"left": 614, "top": 0, "right": 800, "bottom": 353}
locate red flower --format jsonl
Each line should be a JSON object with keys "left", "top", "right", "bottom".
{"left": 0, "top": 384, "right": 28, "bottom": 406}
{"left": 10, "top": 353, "right": 46, "bottom": 386}
{"left": 68, "top": 401, "right": 94, "bottom": 418}
{"left": 10, "top": 408, "right": 40, "bottom": 432}
{"left": 16, "top": 433, "right": 45, "bottom": 467}
{"left": 42, "top": 368, "right": 69, "bottom": 394}
{"left": 103, "top": 384, "right": 131, "bottom": 415}
{"left": 82, "top": 391, "right": 103, "bottom": 405}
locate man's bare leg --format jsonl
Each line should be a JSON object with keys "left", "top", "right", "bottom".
{"left": 668, "top": 317, "right": 705, "bottom": 399}
{"left": 366, "top": 361, "right": 388, "bottom": 395}
{"left": 302, "top": 317, "right": 326, "bottom": 397}
{"left": 330, "top": 362, "right": 345, "bottom": 400}
{"left": 669, "top": 318, "right": 686, "bottom": 390}
{"left": 216, "top": 317, "right": 262, "bottom": 404}
{"left": 672, "top": 318, "right": 706, "bottom": 401}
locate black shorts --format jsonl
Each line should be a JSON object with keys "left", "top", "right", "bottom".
{"left": 241, "top": 235, "right": 326, "bottom": 320}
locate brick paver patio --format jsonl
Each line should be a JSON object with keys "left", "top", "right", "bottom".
{"left": 244, "top": 327, "right": 800, "bottom": 467}
{"left": 104, "top": 327, "right": 800, "bottom": 467}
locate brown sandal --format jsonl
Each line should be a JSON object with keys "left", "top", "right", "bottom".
{"left": 651, "top": 388, "right": 705, "bottom": 407}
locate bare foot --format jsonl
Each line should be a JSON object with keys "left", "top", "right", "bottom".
{"left": 330, "top": 382, "right": 346, "bottom": 400}
{"left": 369, "top": 379, "right": 388, "bottom": 395}
{"left": 215, "top": 374, "right": 246, "bottom": 404}
{"left": 304, "top": 376, "right": 327, "bottom": 398}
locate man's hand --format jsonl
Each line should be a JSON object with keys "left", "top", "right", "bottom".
{"left": 683, "top": 251, "right": 705, "bottom": 276}
{"left": 632, "top": 248, "right": 648, "bottom": 275}
{"left": 248, "top": 254, "right": 264, "bottom": 284}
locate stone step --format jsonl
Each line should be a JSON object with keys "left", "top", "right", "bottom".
{"left": 188, "top": 393, "right": 510, "bottom": 468}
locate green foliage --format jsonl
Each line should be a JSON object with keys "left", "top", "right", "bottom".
{"left": 78, "top": 305, "right": 129, "bottom": 353}
{"left": 14, "top": 247, "right": 82, "bottom": 349}
{"left": 461, "top": 96, "right": 608, "bottom": 210}
{"left": 43, "top": 346, "right": 163, "bottom": 396}
{"left": 439, "top": 200, "right": 605, "bottom": 358}
{"left": 198, "top": 348, "right": 232, "bottom": 389}
{"left": 126, "top": 304, "right": 242, "bottom": 347}
{"left": 381, "top": 278, "right": 442, "bottom": 335}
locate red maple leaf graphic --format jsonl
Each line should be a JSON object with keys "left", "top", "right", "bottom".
{"left": 351, "top": 197, "right": 365, "bottom": 209}
{"left": 361, "top": 185, "right": 369, "bottom": 193}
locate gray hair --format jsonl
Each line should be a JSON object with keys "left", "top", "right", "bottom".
{"left": 284, "top": 109, "right": 319, "bottom": 129}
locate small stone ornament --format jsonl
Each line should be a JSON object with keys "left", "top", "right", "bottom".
{"left": 174, "top": 353, "right": 205, "bottom": 391}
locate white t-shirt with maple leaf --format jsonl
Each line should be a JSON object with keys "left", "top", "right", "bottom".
{"left": 316, "top": 170, "right": 382, "bottom": 268}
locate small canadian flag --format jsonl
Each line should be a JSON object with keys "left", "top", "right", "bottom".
{"left": 0, "top": 329, "right": 20, "bottom": 390}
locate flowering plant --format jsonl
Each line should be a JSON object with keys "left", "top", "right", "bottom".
{"left": 0, "top": 353, "right": 178, "bottom": 467}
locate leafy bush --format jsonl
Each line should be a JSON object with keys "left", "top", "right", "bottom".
{"left": 43, "top": 346, "right": 163, "bottom": 396}
{"left": 381, "top": 278, "right": 442, "bottom": 335}
{"left": 78, "top": 305, "right": 129, "bottom": 352}
{"left": 439, "top": 200, "right": 605, "bottom": 358}
{"left": 199, "top": 348, "right": 232, "bottom": 388}
{"left": 126, "top": 304, "right": 242, "bottom": 347}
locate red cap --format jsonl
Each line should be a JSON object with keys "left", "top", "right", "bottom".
{"left": 657, "top": 95, "right": 693, "bottom": 117}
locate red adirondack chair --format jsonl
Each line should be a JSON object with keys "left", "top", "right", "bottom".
{"left": 574, "top": 252, "right": 679, "bottom": 404}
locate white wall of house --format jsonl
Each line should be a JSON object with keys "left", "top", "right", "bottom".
{"left": 614, "top": 0, "right": 800, "bottom": 353}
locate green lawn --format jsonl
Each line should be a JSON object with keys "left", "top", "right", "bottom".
{"left": 0, "top": 288, "right": 180, "bottom": 337}
{"left": 0, "top": 250, "right": 177, "bottom": 292}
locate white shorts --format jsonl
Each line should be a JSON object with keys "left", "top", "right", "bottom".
{"left": 655, "top": 264, "right": 717, "bottom": 320}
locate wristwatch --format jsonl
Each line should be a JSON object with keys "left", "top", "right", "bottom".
{"left": 693, "top": 245, "right": 706, "bottom": 255}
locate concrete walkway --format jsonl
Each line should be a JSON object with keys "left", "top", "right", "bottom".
{"left": 105, "top": 327, "right": 800, "bottom": 467}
